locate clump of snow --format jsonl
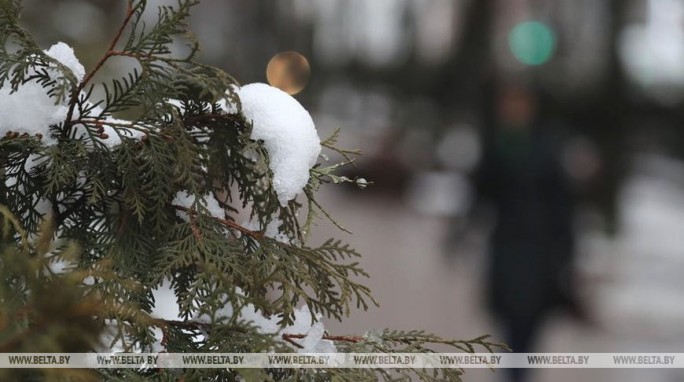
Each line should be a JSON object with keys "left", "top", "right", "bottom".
{"left": 242, "top": 217, "right": 293, "bottom": 244}
{"left": 0, "top": 42, "right": 85, "bottom": 145}
{"left": 173, "top": 192, "right": 198, "bottom": 221}
{"left": 281, "top": 305, "right": 336, "bottom": 353}
{"left": 299, "top": 322, "right": 336, "bottom": 353}
{"left": 238, "top": 304, "right": 280, "bottom": 334}
{"left": 217, "top": 86, "right": 239, "bottom": 114}
{"left": 0, "top": 81, "right": 67, "bottom": 145}
{"left": 205, "top": 193, "right": 225, "bottom": 218}
{"left": 151, "top": 279, "right": 182, "bottom": 321}
{"left": 98, "top": 122, "right": 146, "bottom": 147}
{"left": 72, "top": 103, "right": 146, "bottom": 147}
{"left": 0, "top": 42, "right": 143, "bottom": 148}
{"left": 172, "top": 191, "right": 225, "bottom": 221}
{"left": 44, "top": 42, "right": 86, "bottom": 82}
{"left": 232, "top": 83, "right": 321, "bottom": 206}
{"left": 168, "top": 287, "right": 336, "bottom": 353}
{"left": 233, "top": 301, "right": 336, "bottom": 353}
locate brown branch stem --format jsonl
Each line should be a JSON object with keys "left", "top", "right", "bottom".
{"left": 172, "top": 204, "right": 264, "bottom": 240}
{"left": 152, "top": 318, "right": 212, "bottom": 332}
{"left": 150, "top": 318, "right": 365, "bottom": 347}
{"left": 188, "top": 210, "right": 203, "bottom": 241}
{"left": 282, "top": 335, "right": 304, "bottom": 349}
{"left": 282, "top": 333, "right": 364, "bottom": 344}
{"left": 109, "top": 50, "right": 152, "bottom": 59}
{"left": 64, "top": 1, "right": 136, "bottom": 125}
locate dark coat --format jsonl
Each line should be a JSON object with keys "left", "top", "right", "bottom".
{"left": 475, "top": 127, "right": 575, "bottom": 323}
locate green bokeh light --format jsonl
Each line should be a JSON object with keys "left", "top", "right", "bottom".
{"left": 508, "top": 21, "right": 556, "bottom": 66}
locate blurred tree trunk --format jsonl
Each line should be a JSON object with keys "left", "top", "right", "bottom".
{"left": 590, "top": 0, "right": 629, "bottom": 235}
{"left": 442, "top": 0, "right": 496, "bottom": 116}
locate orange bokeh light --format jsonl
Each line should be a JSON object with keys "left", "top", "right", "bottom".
{"left": 266, "top": 51, "right": 311, "bottom": 95}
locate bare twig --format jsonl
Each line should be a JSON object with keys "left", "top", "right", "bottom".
{"left": 64, "top": 1, "right": 136, "bottom": 125}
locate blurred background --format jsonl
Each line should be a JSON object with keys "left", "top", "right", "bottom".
{"left": 21, "top": 0, "right": 684, "bottom": 380}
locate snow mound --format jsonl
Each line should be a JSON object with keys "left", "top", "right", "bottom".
{"left": 0, "top": 42, "right": 144, "bottom": 148}
{"left": 0, "top": 42, "right": 84, "bottom": 145}
{"left": 44, "top": 42, "right": 86, "bottom": 82}
{"left": 235, "top": 83, "right": 321, "bottom": 206}
{"left": 0, "top": 83, "right": 66, "bottom": 145}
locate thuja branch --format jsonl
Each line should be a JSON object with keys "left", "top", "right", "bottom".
{"left": 172, "top": 204, "right": 264, "bottom": 240}
{"left": 283, "top": 333, "right": 364, "bottom": 345}
{"left": 80, "top": 1, "right": 135, "bottom": 87}
{"left": 77, "top": 118, "right": 150, "bottom": 135}
{"left": 151, "top": 317, "right": 366, "bottom": 348}
{"left": 151, "top": 318, "right": 210, "bottom": 348}
{"left": 108, "top": 50, "right": 153, "bottom": 60}
{"left": 152, "top": 316, "right": 367, "bottom": 350}
{"left": 151, "top": 318, "right": 211, "bottom": 332}
{"left": 183, "top": 113, "right": 233, "bottom": 126}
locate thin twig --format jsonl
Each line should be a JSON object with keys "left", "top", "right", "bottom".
{"left": 172, "top": 204, "right": 264, "bottom": 240}
{"left": 64, "top": 1, "right": 136, "bottom": 125}
{"left": 282, "top": 333, "right": 364, "bottom": 344}
{"left": 282, "top": 335, "right": 304, "bottom": 349}
{"left": 188, "top": 211, "right": 203, "bottom": 241}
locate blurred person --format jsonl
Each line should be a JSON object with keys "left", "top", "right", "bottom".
{"left": 472, "top": 84, "right": 580, "bottom": 382}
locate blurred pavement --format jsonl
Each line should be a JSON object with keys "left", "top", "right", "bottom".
{"left": 315, "top": 157, "right": 684, "bottom": 382}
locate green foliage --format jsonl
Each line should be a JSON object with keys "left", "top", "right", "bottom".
{"left": 0, "top": 0, "right": 77, "bottom": 102}
{"left": 0, "top": 1, "right": 506, "bottom": 381}
{"left": 0, "top": 208, "right": 102, "bottom": 381}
